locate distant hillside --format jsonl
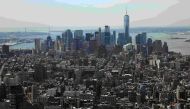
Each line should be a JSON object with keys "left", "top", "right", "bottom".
{"left": 131, "top": 0, "right": 190, "bottom": 27}
{"left": 0, "top": 17, "right": 47, "bottom": 28}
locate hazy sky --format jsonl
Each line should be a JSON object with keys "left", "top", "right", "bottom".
{"left": 0, "top": 0, "right": 182, "bottom": 27}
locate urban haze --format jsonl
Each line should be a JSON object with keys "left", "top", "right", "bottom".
{"left": 0, "top": 0, "right": 190, "bottom": 109}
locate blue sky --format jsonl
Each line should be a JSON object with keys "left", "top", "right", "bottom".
{"left": 30, "top": 0, "right": 130, "bottom": 7}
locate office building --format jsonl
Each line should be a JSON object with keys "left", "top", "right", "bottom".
{"left": 2, "top": 45, "right": 9, "bottom": 54}
{"left": 163, "top": 42, "right": 169, "bottom": 53}
{"left": 73, "top": 38, "right": 83, "bottom": 51}
{"left": 34, "top": 64, "right": 47, "bottom": 82}
{"left": 95, "top": 30, "right": 101, "bottom": 46}
{"left": 135, "top": 33, "right": 147, "bottom": 54}
{"left": 0, "top": 83, "right": 6, "bottom": 101}
{"left": 124, "top": 10, "right": 130, "bottom": 43}
{"left": 89, "top": 40, "right": 97, "bottom": 53}
{"left": 62, "top": 29, "right": 73, "bottom": 51}
{"left": 34, "top": 38, "right": 41, "bottom": 54}
{"left": 153, "top": 40, "right": 163, "bottom": 53}
{"left": 117, "top": 33, "right": 125, "bottom": 46}
{"left": 73, "top": 30, "right": 83, "bottom": 51}
{"left": 135, "top": 33, "right": 147, "bottom": 45}
{"left": 147, "top": 38, "right": 153, "bottom": 55}
{"left": 110, "top": 31, "right": 116, "bottom": 46}
{"left": 74, "top": 30, "right": 84, "bottom": 40}
{"left": 104, "top": 25, "right": 111, "bottom": 46}
{"left": 85, "top": 33, "right": 93, "bottom": 41}
{"left": 95, "top": 28, "right": 102, "bottom": 46}
{"left": 8, "top": 85, "right": 24, "bottom": 109}
{"left": 55, "top": 36, "right": 63, "bottom": 52}
{"left": 46, "top": 36, "right": 53, "bottom": 51}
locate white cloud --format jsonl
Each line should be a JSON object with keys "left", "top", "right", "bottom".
{"left": 0, "top": 0, "right": 185, "bottom": 27}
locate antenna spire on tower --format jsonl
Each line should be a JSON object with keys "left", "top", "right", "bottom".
{"left": 125, "top": 6, "right": 128, "bottom": 15}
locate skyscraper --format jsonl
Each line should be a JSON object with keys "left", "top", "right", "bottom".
{"left": 124, "top": 10, "right": 129, "bottom": 43}
{"left": 95, "top": 28, "right": 102, "bottom": 46}
{"left": 2, "top": 45, "right": 9, "bottom": 54}
{"left": 74, "top": 30, "right": 83, "bottom": 40}
{"left": 8, "top": 85, "right": 24, "bottom": 109}
{"left": 85, "top": 33, "right": 93, "bottom": 41}
{"left": 163, "top": 42, "right": 169, "bottom": 53}
{"left": 73, "top": 38, "right": 82, "bottom": 51}
{"left": 0, "top": 83, "right": 6, "bottom": 101}
{"left": 62, "top": 29, "right": 73, "bottom": 51}
{"left": 34, "top": 38, "right": 41, "bottom": 54}
{"left": 117, "top": 33, "right": 125, "bottom": 46}
{"left": 147, "top": 38, "right": 153, "bottom": 55}
{"left": 135, "top": 33, "right": 147, "bottom": 45}
{"left": 153, "top": 40, "right": 163, "bottom": 53}
{"left": 104, "top": 25, "right": 111, "bottom": 45}
{"left": 55, "top": 36, "right": 63, "bottom": 52}
{"left": 46, "top": 36, "right": 53, "bottom": 51}
{"left": 135, "top": 33, "right": 147, "bottom": 55}
{"left": 110, "top": 31, "right": 116, "bottom": 46}
{"left": 73, "top": 30, "right": 83, "bottom": 51}
{"left": 89, "top": 39, "right": 97, "bottom": 53}
{"left": 104, "top": 25, "right": 110, "bottom": 33}
{"left": 34, "top": 63, "right": 47, "bottom": 82}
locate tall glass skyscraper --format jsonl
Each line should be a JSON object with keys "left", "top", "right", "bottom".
{"left": 74, "top": 30, "right": 83, "bottom": 40}
{"left": 124, "top": 10, "right": 129, "bottom": 43}
{"left": 104, "top": 25, "right": 111, "bottom": 45}
{"left": 62, "top": 29, "right": 73, "bottom": 51}
{"left": 46, "top": 36, "right": 53, "bottom": 51}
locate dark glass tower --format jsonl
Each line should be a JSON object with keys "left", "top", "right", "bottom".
{"left": 62, "top": 29, "right": 73, "bottom": 51}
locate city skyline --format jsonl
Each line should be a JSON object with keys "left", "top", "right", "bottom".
{"left": 0, "top": 0, "right": 190, "bottom": 27}
{"left": 1, "top": 1, "right": 190, "bottom": 109}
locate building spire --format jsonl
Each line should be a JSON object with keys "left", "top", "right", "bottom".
{"left": 125, "top": 6, "right": 128, "bottom": 15}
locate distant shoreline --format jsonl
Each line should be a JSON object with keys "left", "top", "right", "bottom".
{"left": 170, "top": 37, "right": 187, "bottom": 40}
